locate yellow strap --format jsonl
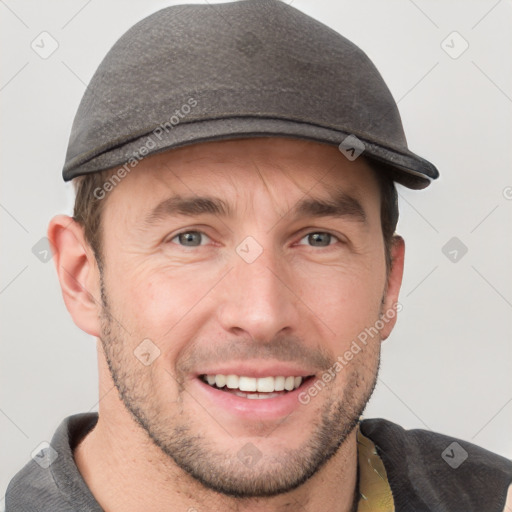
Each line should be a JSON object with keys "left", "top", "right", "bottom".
{"left": 356, "top": 425, "right": 395, "bottom": 511}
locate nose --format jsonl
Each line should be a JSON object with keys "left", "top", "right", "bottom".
{"left": 216, "top": 244, "right": 301, "bottom": 343}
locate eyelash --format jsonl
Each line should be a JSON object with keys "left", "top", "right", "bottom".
{"left": 167, "top": 229, "right": 342, "bottom": 248}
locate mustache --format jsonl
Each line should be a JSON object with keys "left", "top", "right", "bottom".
{"left": 177, "top": 335, "right": 335, "bottom": 374}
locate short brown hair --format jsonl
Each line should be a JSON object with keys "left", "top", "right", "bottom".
{"left": 73, "top": 159, "right": 399, "bottom": 272}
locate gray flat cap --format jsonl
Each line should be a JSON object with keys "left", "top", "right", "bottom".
{"left": 63, "top": 0, "right": 439, "bottom": 189}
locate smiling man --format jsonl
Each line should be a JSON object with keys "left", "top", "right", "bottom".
{"left": 5, "top": 1, "right": 512, "bottom": 511}
{"left": 60, "top": 138, "right": 397, "bottom": 512}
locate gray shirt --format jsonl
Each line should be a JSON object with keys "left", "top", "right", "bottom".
{"left": 5, "top": 413, "right": 102, "bottom": 512}
{"left": 6, "top": 412, "right": 512, "bottom": 511}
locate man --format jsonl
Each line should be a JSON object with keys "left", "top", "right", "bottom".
{"left": 5, "top": 0, "right": 512, "bottom": 510}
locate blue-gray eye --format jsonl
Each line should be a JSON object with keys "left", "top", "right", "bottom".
{"left": 171, "top": 231, "right": 209, "bottom": 247}
{"left": 299, "top": 232, "right": 337, "bottom": 247}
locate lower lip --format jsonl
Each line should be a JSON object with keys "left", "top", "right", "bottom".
{"left": 190, "top": 376, "right": 314, "bottom": 421}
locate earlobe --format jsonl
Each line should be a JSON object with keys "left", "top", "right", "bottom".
{"left": 380, "top": 235, "right": 405, "bottom": 340}
{"left": 47, "top": 215, "right": 102, "bottom": 337}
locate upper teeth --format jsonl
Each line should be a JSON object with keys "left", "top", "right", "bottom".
{"left": 204, "top": 374, "right": 303, "bottom": 392}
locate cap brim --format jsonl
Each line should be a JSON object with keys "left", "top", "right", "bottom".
{"left": 63, "top": 117, "right": 439, "bottom": 190}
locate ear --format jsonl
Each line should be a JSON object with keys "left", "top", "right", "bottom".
{"left": 380, "top": 235, "right": 405, "bottom": 340}
{"left": 48, "top": 215, "right": 102, "bottom": 337}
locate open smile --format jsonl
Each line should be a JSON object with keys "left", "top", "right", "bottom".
{"left": 199, "top": 373, "right": 313, "bottom": 399}
{"left": 192, "top": 371, "right": 316, "bottom": 420}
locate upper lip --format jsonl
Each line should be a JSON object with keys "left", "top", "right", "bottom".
{"left": 194, "top": 362, "right": 317, "bottom": 379}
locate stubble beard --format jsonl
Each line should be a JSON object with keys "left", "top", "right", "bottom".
{"left": 98, "top": 275, "right": 380, "bottom": 498}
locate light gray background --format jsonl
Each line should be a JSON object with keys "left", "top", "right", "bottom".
{"left": 1, "top": 0, "right": 511, "bottom": 504}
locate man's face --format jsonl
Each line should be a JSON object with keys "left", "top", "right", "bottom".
{"left": 95, "top": 138, "right": 398, "bottom": 497}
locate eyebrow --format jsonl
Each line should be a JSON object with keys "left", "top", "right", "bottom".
{"left": 144, "top": 196, "right": 231, "bottom": 225}
{"left": 293, "top": 190, "right": 367, "bottom": 223}
{"left": 142, "top": 190, "right": 367, "bottom": 227}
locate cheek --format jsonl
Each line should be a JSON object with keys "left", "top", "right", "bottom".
{"left": 294, "top": 259, "right": 386, "bottom": 345}
{"left": 107, "top": 262, "right": 220, "bottom": 348}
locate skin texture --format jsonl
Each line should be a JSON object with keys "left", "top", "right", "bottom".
{"left": 49, "top": 138, "right": 405, "bottom": 512}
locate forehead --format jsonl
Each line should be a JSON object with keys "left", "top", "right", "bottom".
{"left": 102, "top": 137, "right": 381, "bottom": 215}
